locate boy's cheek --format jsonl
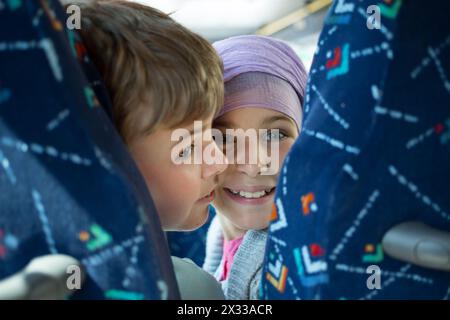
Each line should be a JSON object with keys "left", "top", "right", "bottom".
{"left": 156, "top": 169, "right": 205, "bottom": 228}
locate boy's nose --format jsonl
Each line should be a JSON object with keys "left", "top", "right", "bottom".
{"left": 202, "top": 141, "right": 228, "bottom": 179}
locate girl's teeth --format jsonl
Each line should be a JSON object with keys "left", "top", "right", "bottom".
{"left": 228, "top": 189, "right": 272, "bottom": 199}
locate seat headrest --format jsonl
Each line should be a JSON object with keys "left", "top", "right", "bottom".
{"left": 262, "top": 0, "right": 450, "bottom": 299}
{"left": 0, "top": 0, "right": 179, "bottom": 299}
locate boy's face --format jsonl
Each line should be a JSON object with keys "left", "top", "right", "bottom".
{"left": 213, "top": 107, "right": 299, "bottom": 233}
{"left": 129, "top": 118, "right": 227, "bottom": 231}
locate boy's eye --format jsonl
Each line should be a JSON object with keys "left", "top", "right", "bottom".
{"left": 178, "top": 144, "right": 194, "bottom": 159}
{"left": 262, "top": 129, "right": 287, "bottom": 142}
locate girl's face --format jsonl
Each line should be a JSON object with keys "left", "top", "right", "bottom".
{"left": 213, "top": 107, "right": 300, "bottom": 236}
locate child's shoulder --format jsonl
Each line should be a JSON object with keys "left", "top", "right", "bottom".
{"left": 226, "top": 229, "right": 268, "bottom": 299}
{"left": 172, "top": 256, "right": 224, "bottom": 299}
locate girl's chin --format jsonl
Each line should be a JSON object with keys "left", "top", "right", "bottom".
{"left": 235, "top": 218, "right": 271, "bottom": 232}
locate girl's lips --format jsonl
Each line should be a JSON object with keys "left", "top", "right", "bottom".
{"left": 225, "top": 185, "right": 274, "bottom": 192}
{"left": 223, "top": 187, "right": 275, "bottom": 206}
{"left": 198, "top": 190, "right": 215, "bottom": 204}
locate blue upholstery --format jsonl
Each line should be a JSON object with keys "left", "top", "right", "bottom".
{"left": 167, "top": 205, "right": 216, "bottom": 266}
{"left": 0, "top": 0, "right": 179, "bottom": 299}
{"left": 261, "top": 0, "right": 450, "bottom": 299}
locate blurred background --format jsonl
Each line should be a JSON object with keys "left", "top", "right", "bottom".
{"left": 131, "top": 0, "right": 333, "bottom": 70}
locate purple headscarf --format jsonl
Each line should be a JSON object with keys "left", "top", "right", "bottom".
{"left": 213, "top": 35, "right": 307, "bottom": 130}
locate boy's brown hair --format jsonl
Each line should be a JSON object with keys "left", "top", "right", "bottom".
{"left": 74, "top": 0, "right": 223, "bottom": 144}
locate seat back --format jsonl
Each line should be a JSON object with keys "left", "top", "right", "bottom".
{"left": 261, "top": 0, "right": 450, "bottom": 299}
{"left": 0, "top": 0, "right": 179, "bottom": 299}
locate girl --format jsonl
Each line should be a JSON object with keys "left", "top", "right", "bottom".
{"left": 203, "top": 35, "right": 307, "bottom": 299}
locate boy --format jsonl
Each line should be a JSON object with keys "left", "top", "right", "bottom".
{"left": 75, "top": 0, "right": 227, "bottom": 298}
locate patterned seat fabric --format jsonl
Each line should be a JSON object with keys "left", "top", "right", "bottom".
{"left": 0, "top": 0, "right": 179, "bottom": 299}
{"left": 261, "top": 0, "right": 450, "bottom": 299}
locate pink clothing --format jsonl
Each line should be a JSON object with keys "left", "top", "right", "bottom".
{"left": 220, "top": 236, "right": 244, "bottom": 281}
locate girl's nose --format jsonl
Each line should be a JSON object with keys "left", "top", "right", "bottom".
{"left": 202, "top": 140, "right": 228, "bottom": 179}
{"left": 235, "top": 137, "right": 272, "bottom": 177}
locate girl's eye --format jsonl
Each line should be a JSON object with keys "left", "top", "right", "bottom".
{"left": 178, "top": 144, "right": 194, "bottom": 159}
{"left": 263, "top": 129, "right": 287, "bottom": 142}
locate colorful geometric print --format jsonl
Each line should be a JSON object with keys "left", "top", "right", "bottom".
{"left": 379, "top": 0, "right": 402, "bottom": 19}
{"left": 0, "top": 0, "right": 179, "bottom": 299}
{"left": 266, "top": 257, "right": 288, "bottom": 293}
{"left": 293, "top": 245, "right": 329, "bottom": 288}
{"left": 301, "top": 192, "right": 318, "bottom": 215}
{"left": 79, "top": 224, "right": 113, "bottom": 252}
{"left": 326, "top": 43, "right": 350, "bottom": 79}
{"left": 261, "top": 0, "right": 450, "bottom": 300}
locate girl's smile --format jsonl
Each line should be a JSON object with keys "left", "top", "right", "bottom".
{"left": 222, "top": 185, "right": 276, "bottom": 206}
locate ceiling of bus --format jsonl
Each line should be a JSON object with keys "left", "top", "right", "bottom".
{"left": 133, "top": 0, "right": 307, "bottom": 40}
{"left": 130, "top": 0, "right": 332, "bottom": 69}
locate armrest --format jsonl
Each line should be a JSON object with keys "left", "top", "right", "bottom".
{"left": 382, "top": 222, "right": 450, "bottom": 272}
{"left": 0, "top": 254, "right": 85, "bottom": 300}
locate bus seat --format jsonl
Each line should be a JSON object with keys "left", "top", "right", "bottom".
{"left": 261, "top": 0, "right": 450, "bottom": 299}
{"left": 0, "top": 0, "right": 179, "bottom": 299}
